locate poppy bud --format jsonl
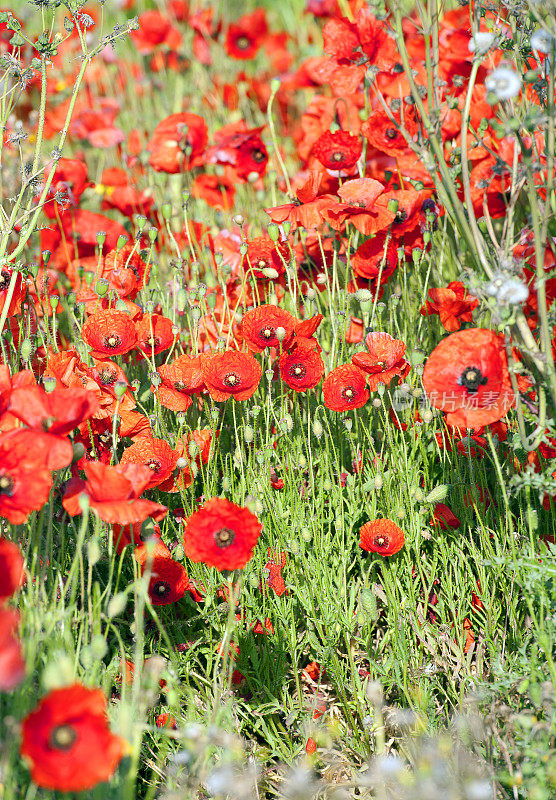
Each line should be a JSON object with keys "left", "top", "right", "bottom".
{"left": 267, "top": 223, "right": 280, "bottom": 242}
{"left": 161, "top": 203, "right": 172, "bottom": 220}
{"left": 244, "top": 425, "right": 254, "bottom": 444}
{"left": 425, "top": 485, "right": 450, "bottom": 504}
{"left": 87, "top": 538, "right": 101, "bottom": 566}
{"left": 374, "top": 475, "right": 383, "bottom": 490}
{"left": 96, "top": 232, "right": 106, "bottom": 247}
{"left": 20, "top": 337, "right": 33, "bottom": 362}
{"left": 72, "top": 442, "right": 86, "bottom": 463}
{"left": 148, "top": 227, "right": 157, "bottom": 243}
{"left": 43, "top": 376, "right": 56, "bottom": 393}
{"left": 233, "top": 214, "right": 245, "bottom": 226}
{"left": 114, "top": 380, "right": 128, "bottom": 399}
{"left": 95, "top": 280, "right": 109, "bottom": 297}
{"left": 313, "top": 419, "right": 323, "bottom": 439}
{"left": 176, "top": 289, "right": 187, "bottom": 312}
{"left": 282, "top": 222, "right": 291, "bottom": 236}
{"left": 261, "top": 267, "right": 279, "bottom": 279}
{"left": 116, "top": 234, "right": 128, "bottom": 250}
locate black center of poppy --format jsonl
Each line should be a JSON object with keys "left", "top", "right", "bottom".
{"left": 0, "top": 269, "right": 10, "bottom": 291}
{"left": 49, "top": 724, "right": 77, "bottom": 751}
{"left": 98, "top": 369, "right": 117, "bottom": 385}
{"left": 459, "top": 366, "right": 487, "bottom": 393}
{"left": 145, "top": 337, "right": 161, "bottom": 348}
{"left": 236, "top": 35, "right": 251, "bottom": 50}
{"left": 41, "top": 416, "right": 55, "bottom": 431}
{"left": 104, "top": 334, "right": 122, "bottom": 349}
{"left": 341, "top": 386, "right": 356, "bottom": 400}
{"left": 394, "top": 209, "right": 408, "bottom": 224}
{"left": 146, "top": 459, "right": 161, "bottom": 473}
{"left": 331, "top": 151, "right": 346, "bottom": 162}
{"left": 373, "top": 535, "right": 388, "bottom": 548}
{"left": 289, "top": 363, "right": 307, "bottom": 379}
{"left": 385, "top": 128, "right": 398, "bottom": 140}
{"left": 0, "top": 474, "right": 14, "bottom": 496}
{"left": 214, "top": 527, "right": 235, "bottom": 548}
{"left": 251, "top": 149, "right": 266, "bottom": 163}
{"left": 257, "top": 259, "right": 268, "bottom": 269}
{"left": 174, "top": 380, "right": 186, "bottom": 391}
{"left": 152, "top": 580, "right": 171, "bottom": 598}
{"left": 260, "top": 326, "right": 275, "bottom": 340}
{"left": 223, "top": 372, "right": 240, "bottom": 387}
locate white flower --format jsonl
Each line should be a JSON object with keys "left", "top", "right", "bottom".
{"left": 485, "top": 272, "right": 529, "bottom": 305}
{"left": 531, "top": 29, "right": 554, "bottom": 54}
{"left": 485, "top": 67, "right": 522, "bottom": 100}
{"left": 469, "top": 32, "right": 496, "bottom": 54}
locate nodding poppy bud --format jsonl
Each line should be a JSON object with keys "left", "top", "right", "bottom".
{"left": 239, "top": 243, "right": 248, "bottom": 256}
{"left": 233, "top": 214, "right": 245, "bottom": 226}
{"left": 425, "top": 485, "right": 450, "bottom": 504}
{"left": 243, "top": 425, "right": 254, "bottom": 444}
{"left": 176, "top": 289, "right": 187, "bottom": 312}
{"left": 161, "top": 203, "right": 172, "bottom": 220}
{"left": 20, "top": 338, "right": 33, "bottom": 362}
{"left": 313, "top": 419, "right": 323, "bottom": 439}
{"left": 360, "top": 589, "right": 378, "bottom": 621}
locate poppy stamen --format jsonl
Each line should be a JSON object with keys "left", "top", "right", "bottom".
{"left": 236, "top": 35, "right": 251, "bottom": 50}
{"left": 214, "top": 527, "right": 235, "bottom": 548}
{"left": 223, "top": 372, "right": 241, "bottom": 387}
{"left": 152, "top": 580, "right": 171, "bottom": 598}
{"left": 0, "top": 269, "right": 10, "bottom": 291}
{"left": 341, "top": 387, "right": 355, "bottom": 400}
{"left": 104, "top": 334, "right": 122, "bottom": 349}
{"left": 459, "top": 365, "right": 487, "bottom": 393}
{"left": 251, "top": 149, "right": 266, "bottom": 163}
{"left": 385, "top": 128, "right": 398, "bottom": 140}
{"left": 373, "top": 535, "right": 388, "bottom": 548}
{"left": 290, "top": 364, "right": 307, "bottom": 378}
{"left": 49, "top": 724, "right": 77, "bottom": 751}
{"left": 145, "top": 459, "right": 161, "bottom": 473}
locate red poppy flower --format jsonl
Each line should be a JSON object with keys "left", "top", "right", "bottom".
{"left": 351, "top": 233, "right": 398, "bottom": 283}
{"left": 430, "top": 503, "right": 461, "bottom": 529}
{"left": 0, "top": 430, "right": 53, "bottom": 524}
{"left": 141, "top": 554, "right": 189, "bottom": 606}
{"left": 156, "top": 355, "right": 204, "bottom": 412}
{"left": 361, "top": 107, "right": 418, "bottom": 157}
{"left": 240, "top": 304, "right": 297, "bottom": 352}
{"left": 244, "top": 236, "right": 287, "bottom": 281}
{"left": 321, "top": 178, "right": 395, "bottom": 235}
{"left": 120, "top": 438, "right": 180, "bottom": 491}
{"left": 262, "top": 550, "right": 287, "bottom": 597}
{"left": 322, "top": 364, "right": 369, "bottom": 411}
{"left": 279, "top": 337, "right": 325, "bottom": 392}
{"left": 422, "top": 329, "right": 515, "bottom": 428}
{"left": 206, "top": 122, "right": 268, "bottom": 181}
{"left": 63, "top": 462, "right": 167, "bottom": 525}
{"left": 313, "top": 130, "right": 362, "bottom": 172}
{"left": 103, "top": 244, "right": 151, "bottom": 300}
{"left": 147, "top": 113, "right": 208, "bottom": 173}
{"left": 0, "top": 607, "right": 25, "bottom": 691}
{"left": 41, "top": 157, "right": 90, "bottom": 218}
{"left": 8, "top": 385, "right": 99, "bottom": 470}
{"left": 191, "top": 174, "right": 236, "bottom": 210}
{"left": 130, "top": 9, "right": 181, "bottom": 54}
{"left": 156, "top": 713, "right": 177, "bottom": 729}
{"left": 20, "top": 683, "right": 127, "bottom": 792}
{"left": 183, "top": 497, "right": 262, "bottom": 571}
{"left": 352, "top": 332, "right": 410, "bottom": 390}
{"left": 265, "top": 170, "right": 337, "bottom": 231}
{"left": 421, "top": 281, "right": 479, "bottom": 332}
{"left": 0, "top": 538, "right": 25, "bottom": 601}
{"left": 225, "top": 9, "right": 268, "bottom": 60}
{"left": 135, "top": 313, "right": 178, "bottom": 358}
{"left": 200, "top": 351, "right": 262, "bottom": 402}
{"left": 181, "top": 428, "right": 214, "bottom": 466}
{"left": 359, "top": 519, "right": 405, "bottom": 556}
{"left": 82, "top": 309, "right": 138, "bottom": 359}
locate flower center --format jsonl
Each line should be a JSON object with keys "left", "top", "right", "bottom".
{"left": 385, "top": 128, "right": 398, "bottom": 140}
{"left": 223, "top": 372, "right": 240, "bottom": 387}
{"left": 98, "top": 369, "right": 117, "bottom": 385}
{"left": 0, "top": 269, "right": 10, "bottom": 291}
{"left": 146, "top": 459, "right": 161, "bottom": 473}
{"left": 459, "top": 366, "right": 487, "bottom": 393}
{"left": 144, "top": 337, "right": 161, "bottom": 348}
{"left": 260, "top": 326, "right": 275, "bottom": 341}
{"left": 152, "top": 580, "right": 171, "bottom": 598}
{"left": 0, "top": 474, "right": 14, "bottom": 496}
{"left": 174, "top": 380, "right": 186, "bottom": 391}
{"left": 373, "top": 535, "right": 388, "bottom": 548}
{"left": 104, "top": 334, "right": 122, "bottom": 349}
{"left": 289, "top": 363, "right": 306, "bottom": 379}
{"left": 251, "top": 149, "right": 266, "bottom": 163}
{"left": 394, "top": 209, "right": 408, "bottom": 224}
{"left": 49, "top": 724, "right": 77, "bottom": 751}
{"left": 341, "top": 386, "right": 355, "bottom": 400}
{"left": 236, "top": 35, "right": 251, "bottom": 50}
{"left": 214, "top": 527, "right": 235, "bottom": 548}
{"left": 331, "top": 151, "right": 346, "bottom": 162}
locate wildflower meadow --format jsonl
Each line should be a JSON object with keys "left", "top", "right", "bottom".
{"left": 0, "top": 0, "right": 555, "bottom": 797}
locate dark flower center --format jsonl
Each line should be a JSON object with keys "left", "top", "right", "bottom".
{"left": 0, "top": 269, "right": 10, "bottom": 291}
{"left": 0, "top": 474, "right": 14, "bottom": 496}
{"left": 144, "top": 336, "right": 161, "bottom": 348}
{"left": 236, "top": 35, "right": 251, "bottom": 50}
{"left": 394, "top": 209, "right": 408, "bottom": 224}
{"left": 373, "top": 535, "right": 389, "bottom": 548}
{"left": 251, "top": 149, "right": 266, "bottom": 163}
{"left": 214, "top": 527, "right": 235, "bottom": 548}
{"left": 49, "top": 724, "right": 77, "bottom": 751}
{"left": 341, "top": 386, "right": 356, "bottom": 400}
{"left": 459, "top": 366, "right": 487, "bottom": 393}
{"left": 257, "top": 259, "right": 268, "bottom": 269}
{"left": 41, "top": 416, "right": 55, "bottom": 431}
{"left": 260, "top": 326, "right": 275, "bottom": 341}
{"left": 331, "top": 151, "right": 346, "bottom": 163}
{"left": 289, "top": 363, "right": 307, "bottom": 379}
{"left": 385, "top": 128, "right": 398, "bottom": 140}
{"left": 152, "top": 580, "right": 171, "bottom": 598}
{"left": 146, "top": 459, "right": 161, "bottom": 473}
{"left": 223, "top": 372, "right": 241, "bottom": 387}
{"left": 98, "top": 369, "right": 117, "bottom": 385}
{"left": 174, "top": 380, "right": 186, "bottom": 391}
{"left": 104, "top": 334, "right": 122, "bottom": 349}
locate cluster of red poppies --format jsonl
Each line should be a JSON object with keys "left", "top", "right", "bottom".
{"left": 0, "top": 0, "right": 554, "bottom": 791}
